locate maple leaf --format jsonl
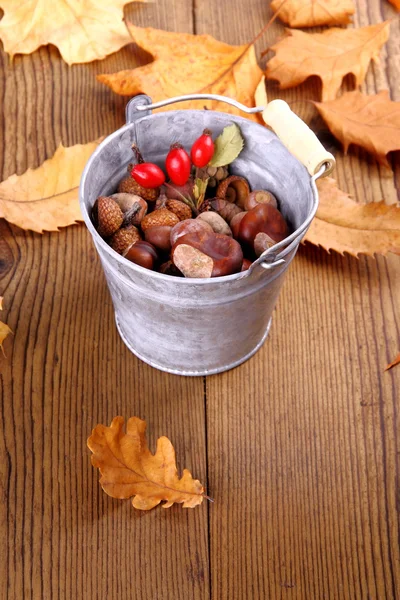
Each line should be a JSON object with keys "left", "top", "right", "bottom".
{"left": 304, "top": 177, "right": 400, "bottom": 257}
{"left": 98, "top": 25, "right": 263, "bottom": 121}
{"left": 265, "top": 22, "right": 390, "bottom": 101}
{"left": 315, "top": 90, "right": 400, "bottom": 168}
{"left": 0, "top": 0, "right": 145, "bottom": 65}
{"left": 87, "top": 417, "right": 205, "bottom": 510}
{"left": 0, "top": 140, "right": 101, "bottom": 233}
{"left": 385, "top": 353, "right": 400, "bottom": 371}
{"left": 271, "top": 0, "right": 355, "bottom": 27}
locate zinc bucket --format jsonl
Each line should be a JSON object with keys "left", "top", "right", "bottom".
{"left": 79, "top": 94, "right": 335, "bottom": 376}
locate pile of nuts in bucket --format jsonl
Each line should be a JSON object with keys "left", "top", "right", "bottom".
{"left": 92, "top": 124, "right": 290, "bottom": 278}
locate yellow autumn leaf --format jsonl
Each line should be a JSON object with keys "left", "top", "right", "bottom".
{"left": 271, "top": 0, "right": 355, "bottom": 27}
{"left": 98, "top": 25, "right": 263, "bottom": 121}
{"left": 0, "top": 0, "right": 146, "bottom": 65}
{"left": 88, "top": 416, "right": 205, "bottom": 510}
{"left": 0, "top": 297, "right": 12, "bottom": 356}
{"left": 0, "top": 140, "right": 101, "bottom": 233}
{"left": 265, "top": 21, "right": 390, "bottom": 101}
{"left": 305, "top": 177, "right": 400, "bottom": 256}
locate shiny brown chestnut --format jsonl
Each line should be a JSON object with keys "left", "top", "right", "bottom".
{"left": 237, "top": 204, "right": 289, "bottom": 256}
{"left": 123, "top": 241, "right": 158, "bottom": 270}
{"left": 244, "top": 190, "right": 278, "bottom": 211}
{"left": 230, "top": 211, "right": 247, "bottom": 239}
{"left": 196, "top": 212, "right": 232, "bottom": 236}
{"left": 241, "top": 258, "right": 252, "bottom": 272}
{"left": 170, "top": 218, "right": 213, "bottom": 246}
{"left": 144, "top": 225, "right": 173, "bottom": 252}
{"left": 172, "top": 230, "right": 243, "bottom": 278}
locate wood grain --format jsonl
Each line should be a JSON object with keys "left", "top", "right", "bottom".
{"left": 194, "top": 0, "right": 400, "bottom": 598}
{"left": 0, "top": 0, "right": 399, "bottom": 599}
{"left": 0, "top": 3, "right": 209, "bottom": 600}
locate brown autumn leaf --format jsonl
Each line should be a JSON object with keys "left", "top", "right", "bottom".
{"left": 98, "top": 24, "right": 262, "bottom": 121}
{"left": 385, "top": 353, "right": 400, "bottom": 371}
{"left": 0, "top": 0, "right": 145, "bottom": 65}
{"left": 265, "top": 21, "right": 390, "bottom": 101}
{"left": 87, "top": 416, "right": 205, "bottom": 510}
{"left": 304, "top": 177, "right": 400, "bottom": 256}
{"left": 0, "top": 140, "right": 101, "bottom": 233}
{"left": 315, "top": 90, "right": 400, "bottom": 168}
{"left": 271, "top": 0, "right": 355, "bottom": 27}
{"left": 0, "top": 297, "right": 12, "bottom": 356}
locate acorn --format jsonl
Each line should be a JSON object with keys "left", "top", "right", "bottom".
{"left": 216, "top": 175, "right": 250, "bottom": 209}
{"left": 109, "top": 225, "right": 141, "bottom": 255}
{"left": 118, "top": 176, "right": 159, "bottom": 203}
{"left": 141, "top": 208, "right": 180, "bottom": 232}
{"left": 165, "top": 199, "right": 192, "bottom": 221}
{"left": 94, "top": 196, "right": 124, "bottom": 238}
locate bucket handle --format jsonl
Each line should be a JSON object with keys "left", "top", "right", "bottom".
{"left": 132, "top": 94, "right": 335, "bottom": 177}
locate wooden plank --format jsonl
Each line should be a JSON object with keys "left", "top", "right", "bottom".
{"left": 194, "top": 0, "right": 400, "bottom": 598}
{"left": 0, "top": 3, "right": 209, "bottom": 600}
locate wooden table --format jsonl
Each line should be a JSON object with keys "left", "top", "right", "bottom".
{"left": 0, "top": 1, "right": 399, "bottom": 598}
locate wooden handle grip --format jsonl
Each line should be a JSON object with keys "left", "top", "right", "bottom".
{"left": 262, "top": 100, "right": 335, "bottom": 177}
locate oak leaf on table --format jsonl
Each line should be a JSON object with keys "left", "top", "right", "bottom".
{"left": 0, "top": 140, "right": 101, "bottom": 233}
{"left": 265, "top": 22, "right": 390, "bottom": 101}
{"left": 0, "top": 0, "right": 145, "bottom": 65}
{"left": 98, "top": 24, "right": 263, "bottom": 120}
{"left": 87, "top": 416, "right": 205, "bottom": 510}
{"left": 385, "top": 353, "right": 400, "bottom": 371}
{"left": 0, "top": 297, "right": 12, "bottom": 356}
{"left": 305, "top": 177, "right": 400, "bottom": 257}
{"left": 271, "top": 0, "right": 355, "bottom": 27}
{"left": 315, "top": 90, "right": 400, "bottom": 168}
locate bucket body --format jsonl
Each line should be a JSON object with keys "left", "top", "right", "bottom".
{"left": 80, "top": 97, "right": 316, "bottom": 375}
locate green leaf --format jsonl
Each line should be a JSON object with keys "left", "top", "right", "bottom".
{"left": 209, "top": 124, "right": 244, "bottom": 167}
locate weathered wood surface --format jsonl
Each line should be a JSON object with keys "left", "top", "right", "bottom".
{"left": 0, "top": 0, "right": 399, "bottom": 598}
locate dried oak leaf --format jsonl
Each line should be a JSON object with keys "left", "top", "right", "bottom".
{"left": 265, "top": 22, "right": 390, "bottom": 101}
{"left": 315, "top": 90, "right": 400, "bottom": 167}
{"left": 0, "top": 297, "right": 12, "bottom": 356}
{"left": 271, "top": 0, "right": 355, "bottom": 27}
{"left": 0, "top": 140, "right": 101, "bottom": 233}
{"left": 304, "top": 177, "right": 400, "bottom": 257}
{"left": 98, "top": 24, "right": 262, "bottom": 121}
{"left": 0, "top": 0, "right": 146, "bottom": 65}
{"left": 385, "top": 353, "right": 400, "bottom": 371}
{"left": 87, "top": 416, "right": 205, "bottom": 510}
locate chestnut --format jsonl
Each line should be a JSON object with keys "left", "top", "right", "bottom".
{"left": 144, "top": 225, "right": 172, "bottom": 252}
{"left": 230, "top": 211, "right": 247, "bottom": 239}
{"left": 123, "top": 241, "right": 158, "bottom": 270}
{"left": 244, "top": 190, "right": 278, "bottom": 211}
{"left": 210, "top": 199, "right": 243, "bottom": 224}
{"left": 196, "top": 212, "right": 232, "bottom": 237}
{"left": 241, "top": 258, "right": 252, "bottom": 272}
{"left": 159, "top": 260, "right": 183, "bottom": 277}
{"left": 237, "top": 204, "right": 289, "bottom": 257}
{"left": 170, "top": 218, "right": 213, "bottom": 246}
{"left": 172, "top": 230, "right": 243, "bottom": 278}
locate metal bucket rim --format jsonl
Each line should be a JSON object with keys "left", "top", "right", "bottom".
{"left": 79, "top": 112, "right": 314, "bottom": 286}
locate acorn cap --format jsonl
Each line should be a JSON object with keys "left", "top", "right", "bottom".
{"left": 96, "top": 196, "right": 124, "bottom": 238}
{"left": 109, "top": 225, "right": 142, "bottom": 255}
{"left": 118, "top": 176, "right": 159, "bottom": 202}
{"left": 141, "top": 208, "right": 180, "bottom": 231}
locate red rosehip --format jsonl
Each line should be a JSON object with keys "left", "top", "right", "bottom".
{"left": 191, "top": 129, "right": 215, "bottom": 168}
{"left": 166, "top": 144, "right": 191, "bottom": 186}
{"left": 131, "top": 163, "right": 165, "bottom": 189}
